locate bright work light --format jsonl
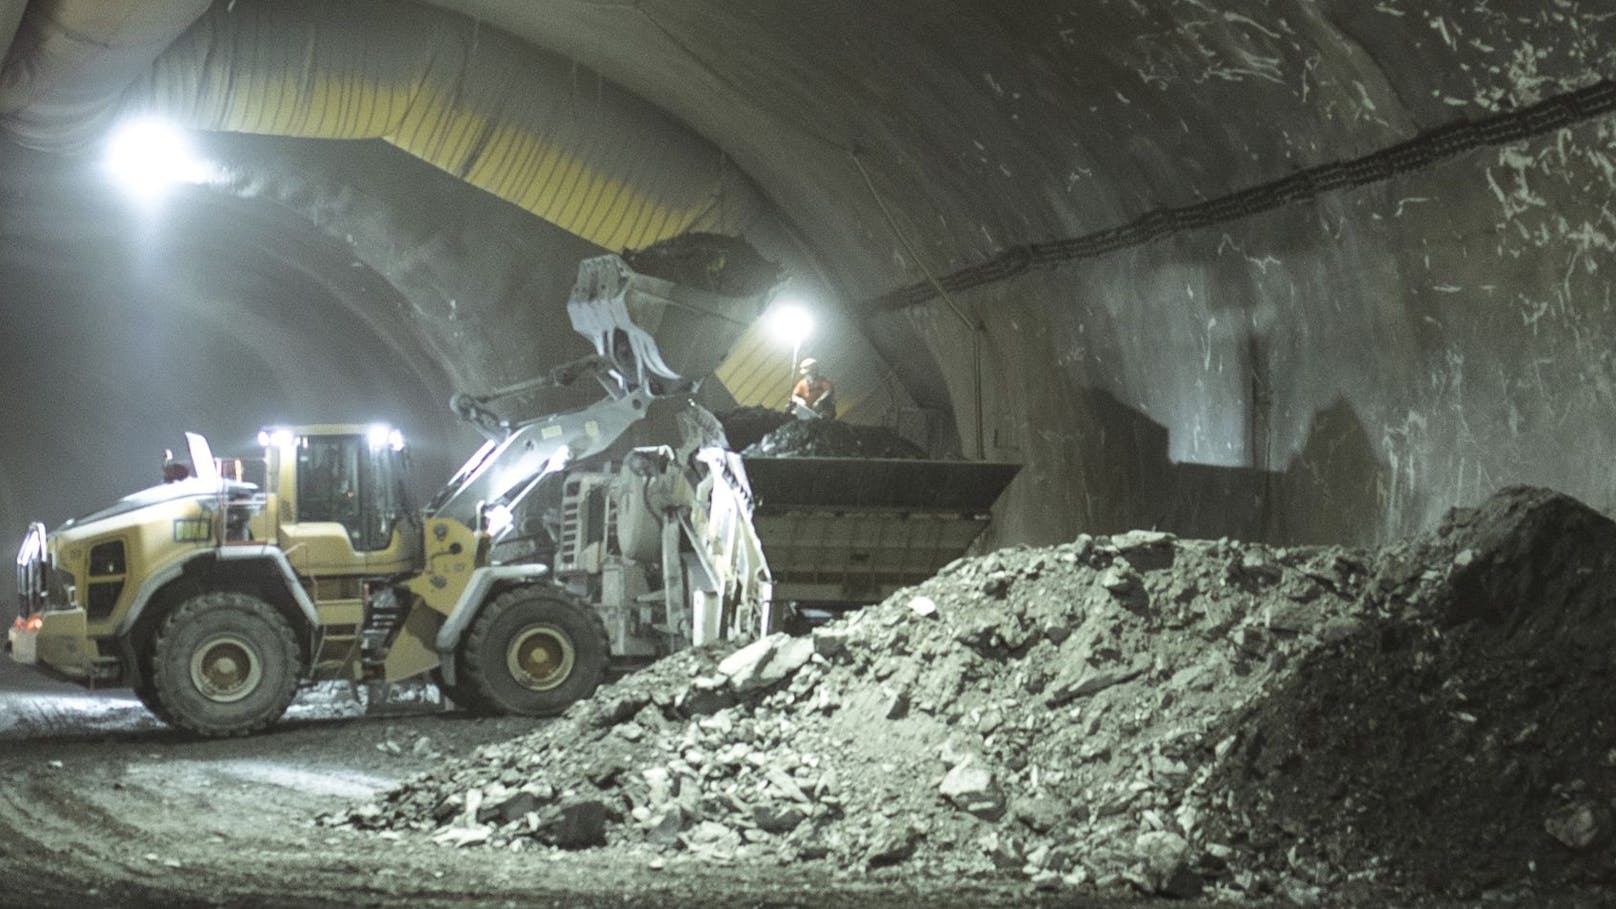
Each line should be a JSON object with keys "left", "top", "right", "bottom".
{"left": 258, "top": 428, "right": 297, "bottom": 449}
{"left": 767, "top": 300, "right": 816, "bottom": 391}
{"left": 368, "top": 424, "right": 406, "bottom": 451}
{"left": 767, "top": 301, "right": 815, "bottom": 348}
{"left": 103, "top": 117, "right": 211, "bottom": 199}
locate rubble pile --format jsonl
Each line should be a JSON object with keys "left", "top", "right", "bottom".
{"left": 1196, "top": 486, "right": 1616, "bottom": 899}
{"left": 743, "top": 418, "right": 926, "bottom": 459}
{"left": 621, "top": 232, "right": 781, "bottom": 298}
{"left": 715, "top": 406, "right": 791, "bottom": 452}
{"left": 336, "top": 486, "right": 1616, "bottom": 903}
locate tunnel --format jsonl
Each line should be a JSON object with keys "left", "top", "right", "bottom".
{"left": 2, "top": 2, "right": 1614, "bottom": 906}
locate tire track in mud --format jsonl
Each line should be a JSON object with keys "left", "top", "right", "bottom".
{"left": 0, "top": 732, "right": 1073, "bottom": 909}
{"left": 0, "top": 776, "right": 156, "bottom": 906}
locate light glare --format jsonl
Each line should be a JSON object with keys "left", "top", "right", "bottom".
{"left": 259, "top": 428, "right": 297, "bottom": 449}
{"left": 767, "top": 301, "right": 815, "bottom": 347}
{"left": 367, "top": 424, "right": 406, "bottom": 451}
{"left": 104, "top": 117, "right": 210, "bottom": 199}
{"left": 483, "top": 504, "right": 514, "bottom": 537}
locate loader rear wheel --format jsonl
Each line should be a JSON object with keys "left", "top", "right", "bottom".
{"left": 148, "top": 591, "right": 302, "bottom": 737}
{"left": 460, "top": 586, "right": 608, "bottom": 717}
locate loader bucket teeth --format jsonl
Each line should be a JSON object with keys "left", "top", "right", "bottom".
{"left": 567, "top": 237, "right": 778, "bottom": 391}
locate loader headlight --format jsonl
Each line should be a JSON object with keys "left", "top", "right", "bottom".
{"left": 367, "top": 425, "right": 406, "bottom": 452}
{"left": 258, "top": 428, "right": 297, "bottom": 450}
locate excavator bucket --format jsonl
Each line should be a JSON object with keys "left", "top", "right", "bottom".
{"left": 568, "top": 235, "right": 780, "bottom": 389}
{"left": 740, "top": 457, "right": 1021, "bottom": 612}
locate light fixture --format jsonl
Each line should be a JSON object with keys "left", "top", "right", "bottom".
{"left": 767, "top": 300, "right": 815, "bottom": 349}
{"left": 103, "top": 117, "right": 211, "bottom": 200}
{"left": 367, "top": 424, "right": 406, "bottom": 451}
{"left": 258, "top": 428, "right": 297, "bottom": 449}
{"left": 482, "top": 503, "right": 514, "bottom": 538}
{"left": 766, "top": 300, "right": 816, "bottom": 393}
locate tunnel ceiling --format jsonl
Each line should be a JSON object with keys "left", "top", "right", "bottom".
{"left": 1, "top": 0, "right": 1614, "bottom": 544}
{"left": 418, "top": 0, "right": 1614, "bottom": 286}
{"left": 4, "top": 2, "right": 1610, "bottom": 403}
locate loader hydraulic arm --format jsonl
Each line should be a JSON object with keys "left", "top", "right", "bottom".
{"left": 430, "top": 244, "right": 778, "bottom": 538}
{"left": 427, "top": 385, "right": 657, "bottom": 532}
{"left": 449, "top": 354, "right": 618, "bottom": 439}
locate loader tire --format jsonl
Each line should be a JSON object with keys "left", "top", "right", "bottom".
{"left": 460, "top": 586, "right": 608, "bottom": 717}
{"left": 431, "top": 666, "right": 493, "bottom": 715}
{"left": 132, "top": 677, "right": 174, "bottom": 725}
{"left": 148, "top": 591, "right": 302, "bottom": 737}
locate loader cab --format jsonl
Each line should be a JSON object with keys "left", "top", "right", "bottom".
{"left": 260, "top": 424, "right": 420, "bottom": 575}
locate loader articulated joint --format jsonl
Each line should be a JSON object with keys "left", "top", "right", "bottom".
{"left": 451, "top": 393, "right": 505, "bottom": 436}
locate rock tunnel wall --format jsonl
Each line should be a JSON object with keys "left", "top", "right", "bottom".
{"left": 501, "top": 0, "right": 1616, "bottom": 547}
{"left": 934, "top": 111, "right": 1616, "bottom": 549}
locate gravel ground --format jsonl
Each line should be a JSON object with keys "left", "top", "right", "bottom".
{"left": 0, "top": 667, "right": 1096, "bottom": 908}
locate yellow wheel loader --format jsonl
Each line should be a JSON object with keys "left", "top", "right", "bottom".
{"left": 9, "top": 247, "right": 780, "bottom": 737}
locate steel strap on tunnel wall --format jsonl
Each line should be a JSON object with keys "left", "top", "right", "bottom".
{"left": 870, "top": 79, "right": 1616, "bottom": 312}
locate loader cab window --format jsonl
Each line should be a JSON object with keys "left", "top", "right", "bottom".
{"left": 295, "top": 434, "right": 409, "bottom": 551}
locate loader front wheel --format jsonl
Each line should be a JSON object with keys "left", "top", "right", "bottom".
{"left": 148, "top": 592, "right": 302, "bottom": 737}
{"left": 460, "top": 587, "right": 608, "bottom": 716}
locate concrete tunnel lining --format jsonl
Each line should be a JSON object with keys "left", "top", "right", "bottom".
{"left": 0, "top": 0, "right": 1613, "bottom": 549}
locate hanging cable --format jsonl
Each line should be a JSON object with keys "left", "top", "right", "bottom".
{"left": 850, "top": 147, "right": 986, "bottom": 461}
{"left": 867, "top": 78, "right": 1616, "bottom": 312}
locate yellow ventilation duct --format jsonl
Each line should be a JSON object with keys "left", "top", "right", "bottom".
{"left": 124, "top": 0, "right": 769, "bottom": 253}
{"left": 0, "top": 0, "right": 211, "bottom": 148}
{"left": 0, "top": 1, "right": 27, "bottom": 72}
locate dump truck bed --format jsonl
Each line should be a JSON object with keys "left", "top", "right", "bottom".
{"left": 740, "top": 457, "right": 1020, "bottom": 610}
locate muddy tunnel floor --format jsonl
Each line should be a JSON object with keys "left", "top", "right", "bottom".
{"left": 4, "top": 487, "right": 1615, "bottom": 908}
{"left": 0, "top": 670, "right": 1094, "bottom": 909}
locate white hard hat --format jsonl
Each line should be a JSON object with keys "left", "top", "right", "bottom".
{"left": 798, "top": 357, "right": 819, "bottom": 372}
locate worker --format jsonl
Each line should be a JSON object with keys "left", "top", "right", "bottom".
{"left": 790, "top": 357, "right": 836, "bottom": 419}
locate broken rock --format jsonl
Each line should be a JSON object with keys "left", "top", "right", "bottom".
{"left": 1013, "top": 796, "right": 1067, "bottom": 834}
{"left": 718, "top": 634, "right": 815, "bottom": 692}
{"left": 1133, "top": 830, "right": 1193, "bottom": 895}
{"left": 541, "top": 800, "right": 609, "bottom": 850}
{"left": 753, "top": 803, "right": 807, "bottom": 835}
{"left": 940, "top": 761, "right": 1006, "bottom": 821}
{"left": 865, "top": 824, "right": 921, "bottom": 866}
{"left": 682, "top": 820, "right": 742, "bottom": 858}
{"left": 1044, "top": 663, "right": 1146, "bottom": 707}
{"left": 1545, "top": 799, "right": 1610, "bottom": 850}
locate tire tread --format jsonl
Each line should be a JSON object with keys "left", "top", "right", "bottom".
{"left": 460, "top": 585, "right": 608, "bottom": 716}
{"left": 149, "top": 591, "right": 301, "bottom": 737}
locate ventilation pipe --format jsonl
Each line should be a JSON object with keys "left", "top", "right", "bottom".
{"left": 0, "top": 0, "right": 211, "bottom": 149}
{"left": 127, "top": 0, "right": 771, "bottom": 253}
{"left": 0, "top": 1, "right": 27, "bottom": 70}
{"left": 0, "top": 0, "right": 911, "bottom": 425}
